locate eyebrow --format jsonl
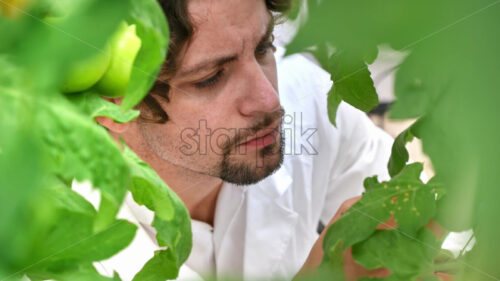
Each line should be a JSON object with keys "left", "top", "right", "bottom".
{"left": 177, "top": 16, "right": 275, "bottom": 78}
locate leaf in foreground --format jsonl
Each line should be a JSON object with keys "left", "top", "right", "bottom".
{"left": 323, "top": 163, "right": 443, "bottom": 259}
{"left": 122, "top": 144, "right": 192, "bottom": 280}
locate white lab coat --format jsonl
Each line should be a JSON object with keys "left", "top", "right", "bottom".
{"left": 75, "top": 48, "right": 394, "bottom": 281}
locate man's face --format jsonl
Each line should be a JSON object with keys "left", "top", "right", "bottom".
{"left": 137, "top": 0, "right": 284, "bottom": 185}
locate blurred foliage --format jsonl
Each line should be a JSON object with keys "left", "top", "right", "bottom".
{"left": 0, "top": 0, "right": 191, "bottom": 280}
{"left": 123, "top": 144, "right": 192, "bottom": 280}
{"left": 287, "top": 0, "right": 500, "bottom": 280}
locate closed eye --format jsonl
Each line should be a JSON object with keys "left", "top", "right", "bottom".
{"left": 193, "top": 70, "right": 224, "bottom": 89}
{"left": 255, "top": 42, "right": 276, "bottom": 57}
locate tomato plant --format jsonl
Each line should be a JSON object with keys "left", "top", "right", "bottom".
{"left": 0, "top": 0, "right": 189, "bottom": 280}
{"left": 286, "top": 0, "right": 500, "bottom": 280}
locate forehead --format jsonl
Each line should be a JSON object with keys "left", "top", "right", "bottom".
{"left": 180, "top": 0, "right": 270, "bottom": 68}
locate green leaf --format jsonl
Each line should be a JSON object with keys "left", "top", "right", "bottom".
{"left": 93, "top": 193, "right": 122, "bottom": 233}
{"left": 286, "top": 0, "right": 303, "bottom": 21}
{"left": 36, "top": 96, "right": 130, "bottom": 210}
{"left": 152, "top": 215, "right": 192, "bottom": 267}
{"left": 122, "top": 143, "right": 192, "bottom": 279}
{"left": 390, "top": 48, "right": 445, "bottom": 120}
{"left": 319, "top": 240, "right": 345, "bottom": 281}
{"left": 387, "top": 126, "right": 415, "bottom": 177}
{"left": 327, "top": 87, "right": 342, "bottom": 127}
{"left": 36, "top": 211, "right": 136, "bottom": 265}
{"left": 289, "top": 0, "right": 500, "bottom": 278}
{"left": 364, "top": 176, "right": 380, "bottom": 192}
{"left": 388, "top": 10, "right": 500, "bottom": 277}
{"left": 323, "top": 163, "right": 443, "bottom": 258}
{"left": 44, "top": 179, "right": 97, "bottom": 216}
{"left": 132, "top": 250, "right": 179, "bottom": 281}
{"left": 329, "top": 51, "right": 379, "bottom": 113}
{"left": 123, "top": 144, "right": 175, "bottom": 222}
{"left": 0, "top": 1, "right": 171, "bottom": 279}
{"left": 121, "top": 0, "right": 169, "bottom": 110}
{"left": 69, "top": 91, "right": 140, "bottom": 123}
{"left": 352, "top": 228, "right": 439, "bottom": 277}
{"left": 0, "top": 55, "right": 23, "bottom": 88}
{"left": 61, "top": 219, "right": 137, "bottom": 262}
{"left": 387, "top": 163, "right": 441, "bottom": 234}
{"left": 0, "top": 87, "right": 48, "bottom": 269}
{"left": 286, "top": 0, "right": 453, "bottom": 56}
{"left": 322, "top": 183, "right": 390, "bottom": 252}
{"left": 363, "top": 46, "right": 379, "bottom": 65}
{"left": 1, "top": 84, "right": 131, "bottom": 243}
{"left": 290, "top": 46, "right": 378, "bottom": 126}
{"left": 358, "top": 275, "right": 415, "bottom": 281}
{"left": 420, "top": 276, "right": 441, "bottom": 281}
{"left": 28, "top": 263, "right": 121, "bottom": 281}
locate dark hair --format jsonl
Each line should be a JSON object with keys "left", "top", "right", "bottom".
{"left": 139, "top": 0, "right": 292, "bottom": 123}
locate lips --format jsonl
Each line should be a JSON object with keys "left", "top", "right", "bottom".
{"left": 237, "top": 122, "right": 281, "bottom": 148}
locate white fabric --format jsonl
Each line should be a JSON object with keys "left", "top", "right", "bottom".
{"left": 75, "top": 48, "right": 394, "bottom": 281}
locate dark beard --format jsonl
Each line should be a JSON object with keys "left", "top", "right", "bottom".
{"left": 218, "top": 130, "right": 284, "bottom": 185}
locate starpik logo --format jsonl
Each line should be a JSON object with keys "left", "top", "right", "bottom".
{"left": 179, "top": 112, "right": 318, "bottom": 157}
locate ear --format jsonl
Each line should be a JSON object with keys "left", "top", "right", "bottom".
{"left": 95, "top": 97, "right": 131, "bottom": 134}
{"left": 96, "top": 116, "right": 130, "bottom": 133}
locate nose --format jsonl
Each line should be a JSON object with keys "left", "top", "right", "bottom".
{"left": 236, "top": 60, "right": 280, "bottom": 117}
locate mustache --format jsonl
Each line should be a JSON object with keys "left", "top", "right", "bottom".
{"left": 225, "top": 107, "right": 285, "bottom": 149}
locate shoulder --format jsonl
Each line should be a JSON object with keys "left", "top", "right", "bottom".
{"left": 276, "top": 48, "right": 383, "bottom": 171}
{"left": 276, "top": 48, "right": 372, "bottom": 139}
{"left": 276, "top": 47, "right": 393, "bottom": 168}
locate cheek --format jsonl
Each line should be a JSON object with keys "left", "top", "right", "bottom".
{"left": 166, "top": 87, "right": 237, "bottom": 130}
{"left": 165, "top": 100, "right": 219, "bottom": 132}
{"left": 136, "top": 121, "right": 178, "bottom": 164}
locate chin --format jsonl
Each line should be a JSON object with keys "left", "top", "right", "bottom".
{"left": 218, "top": 136, "right": 284, "bottom": 185}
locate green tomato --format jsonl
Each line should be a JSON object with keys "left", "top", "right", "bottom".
{"left": 61, "top": 45, "right": 111, "bottom": 93}
{"left": 95, "top": 22, "right": 142, "bottom": 98}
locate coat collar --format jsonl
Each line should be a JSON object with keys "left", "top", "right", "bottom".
{"left": 213, "top": 159, "right": 299, "bottom": 280}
